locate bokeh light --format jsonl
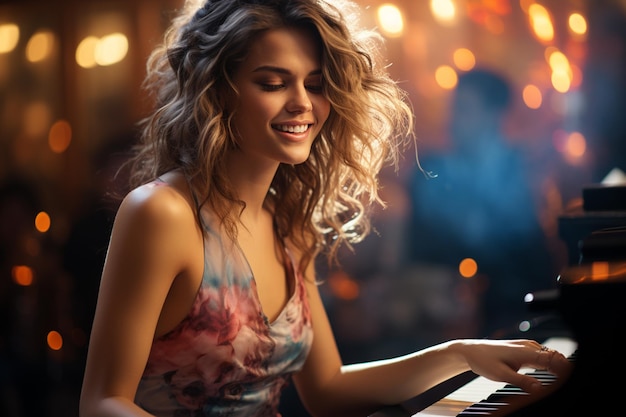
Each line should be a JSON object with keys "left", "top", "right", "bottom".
{"left": 35, "top": 211, "right": 51, "bottom": 233}
{"left": 453, "top": 48, "right": 476, "bottom": 71}
{"left": 76, "top": 32, "right": 128, "bottom": 68}
{"left": 569, "top": 12, "right": 587, "bottom": 36}
{"left": 377, "top": 4, "right": 404, "bottom": 38}
{"left": 47, "top": 330, "right": 63, "bottom": 351}
{"left": 435, "top": 65, "right": 458, "bottom": 90}
{"left": 12, "top": 265, "right": 34, "bottom": 286}
{"left": 0, "top": 23, "right": 20, "bottom": 53}
{"left": 459, "top": 258, "right": 478, "bottom": 278}
{"left": 431, "top": 0, "right": 457, "bottom": 25}
{"left": 26, "top": 30, "right": 56, "bottom": 62}
{"left": 528, "top": 3, "right": 554, "bottom": 43}
{"left": 522, "top": 84, "right": 543, "bottom": 109}
{"left": 49, "top": 120, "right": 73, "bottom": 153}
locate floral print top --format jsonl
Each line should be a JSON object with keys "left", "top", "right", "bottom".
{"left": 135, "top": 210, "right": 314, "bottom": 417}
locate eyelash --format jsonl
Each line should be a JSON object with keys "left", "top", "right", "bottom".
{"left": 261, "top": 84, "right": 284, "bottom": 92}
{"left": 260, "top": 83, "right": 324, "bottom": 93}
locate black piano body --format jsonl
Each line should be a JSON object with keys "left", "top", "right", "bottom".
{"left": 505, "top": 185, "right": 626, "bottom": 416}
{"left": 372, "top": 184, "right": 626, "bottom": 416}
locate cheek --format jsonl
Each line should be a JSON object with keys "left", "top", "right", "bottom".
{"left": 243, "top": 93, "right": 282, "bottom": 121}
{"left": 315, "top": 97, "right": 331, "bottom": 124}
{"left": 233, "top": 95, "right": 273, "bottom": 130}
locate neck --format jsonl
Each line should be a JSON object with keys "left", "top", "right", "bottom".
{"left": 224, "top": 150, "right": 279, "bottom": 219}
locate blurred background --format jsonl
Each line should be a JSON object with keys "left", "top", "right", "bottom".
{"left": 1, "top": 0, "right": 626, "bottom": 416}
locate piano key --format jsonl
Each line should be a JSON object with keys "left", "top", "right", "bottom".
{"left": 412, "top": 337, "right": 577, "bottom": 417}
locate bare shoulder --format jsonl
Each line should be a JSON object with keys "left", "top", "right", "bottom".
{"left": 117, "top": 174, "right": 197, "bottom": 230}
{"left": 108, "top": 172, "right": 203, "bottom": 276}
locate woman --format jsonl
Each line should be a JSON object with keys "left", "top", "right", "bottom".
{"left": 79, "top": 0, "right": 572, "bottom": 416}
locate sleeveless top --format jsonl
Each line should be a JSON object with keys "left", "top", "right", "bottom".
{"left": 135, "top": 208, "right": 314, "bottom": 417}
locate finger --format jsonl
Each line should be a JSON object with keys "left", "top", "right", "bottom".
{"left": 503, "top": 369, "right": 544, "bottom": 393}
{"left": 533, "top": 346, "right": 571, "bottom": 373}
{"left": 497, "top": 346, "right": 571, "bottom": 393}
{"left": 534, "top": 346, "right": 552, "bottom": 370}
{"left": 543, "top": 349, "right": 573, "bottom": 377}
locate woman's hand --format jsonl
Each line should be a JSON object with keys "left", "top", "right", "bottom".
{"left": 451, "top": 339, "right": 573, "bottom": 393}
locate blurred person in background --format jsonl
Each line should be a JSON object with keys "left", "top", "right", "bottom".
{"left": 408, "top": 68, "right": 555, "bottom": 338}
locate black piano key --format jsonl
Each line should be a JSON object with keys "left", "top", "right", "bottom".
{"left": 460, "top": 369, "right": 563, "bottom": 415}
{"left": 486, "top": 390, "right": 529, "bottom": 401}
{"left": 452, "top": 344, "right": 580, "bottom": 417}
{"left": 459, "top": 402, "right": 510, "bottom": 413}
{"left": 525, "top": 371, "right": 556, "bottom": 382}
{"left": 474, "top": 401, "right": 511, "bottom": 406}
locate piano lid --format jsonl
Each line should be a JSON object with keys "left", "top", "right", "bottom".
{"left": 558, "top": 183, "right": 626, "bottom": 266}
{"left": 557, "top": 259, "right": 626, "bottom": 285}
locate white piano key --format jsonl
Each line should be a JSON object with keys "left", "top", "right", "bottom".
{"left": 413, "top": 337, "right": 577, "bottom": 416}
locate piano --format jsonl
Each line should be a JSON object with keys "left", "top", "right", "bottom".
{"left": 369, "top": 336, "right": 577, "bottom": 417}
{"left": 372, "top": 184, "right": 626, "bottom": 417}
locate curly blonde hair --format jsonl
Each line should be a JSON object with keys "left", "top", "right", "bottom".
{"left": 129, "top": 0, "right": 415, "bottom": 271}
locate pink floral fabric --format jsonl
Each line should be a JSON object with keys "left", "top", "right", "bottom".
{"left": 135, "top": 213, "right": 313, "bottom": 417}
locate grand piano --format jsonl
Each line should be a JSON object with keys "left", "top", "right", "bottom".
{"left": 372, "top": 184, "right": 626, "bottom": 417}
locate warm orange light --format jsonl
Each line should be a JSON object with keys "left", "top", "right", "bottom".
{"left": 48, "top": 120, "right": 72, "bottom": 153}
{"left": 459, "top": 258, "right": 478, "bottom": 278}
{"left": 12, "top": 265, "right": 34, "bottom": 286}
{"left": 76, "top": 36, "right": 99, "bottom": 68}
{"left": 565, "top": 131, "right": 586, "bottom": 158}
{"left": 551, "top": 70, "right": 571, "bottom": 93}
{"left": 547, "top": 50, "right": 573, "bottom": 93}
{"left": 328, "top": 271, "right": 360, "bottom": 300}
{"left": 0, "top": 23, "right": 20, "bottom": 54}
{"left": 568, "top": 12, "right": 587, "bottom": 36}
{"left": 528, "top": 4, "right": 554, "bottom": 43}
{"left": 35, "top": 211, "right": 51, "bottom": 233}
{"left": 522, "top": 84, "right": 542, "bottom": 109}
{"left": 76, "top": 32, "right": 129, "bottom": 68}
{"left": 26, "top": 30, "right": 56, "bottom": 63}
{"left": 590, "top": 262, "right": 610, "bottom": 281}
{"left": 554, "top": 130, "right": 587, "bottom": 166}
{"left": 435, "top": 65, "right": 458, "bottom": 90}
{"left": 377, "top": 4, "right": 405, "bottom": 38}
{"left": 453, "top": 48, "right": 476, "bottom": 71}
{"left": 95, "top": 33, "right": 128, "bottom": 66}
{"left": 47, "top": 330, "right": 63, "bottom": 351}
{"left": 431, "top": 0, "right": 457, "bottom": 24}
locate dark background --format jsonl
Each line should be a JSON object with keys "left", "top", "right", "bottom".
{"left": 1, "top": 0, "right": 626, "bottom": 415}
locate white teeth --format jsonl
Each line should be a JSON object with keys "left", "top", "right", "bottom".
{"left": 275, "top": 124, "right": 309, "bottom": 133}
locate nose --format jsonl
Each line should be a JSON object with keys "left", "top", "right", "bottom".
{"left": 286, "top": 85, "right": 313, "bottom": 113}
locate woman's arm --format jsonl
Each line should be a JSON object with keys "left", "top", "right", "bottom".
{"left": 79, "top": 182, "right": 202, "bottom": 417}
{"left": 294, "top": 264, "right": 572, "bottom": 417}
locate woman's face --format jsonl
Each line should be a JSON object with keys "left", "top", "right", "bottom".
{"left": 229, "top": 26, "right": 331, "bottom": 166}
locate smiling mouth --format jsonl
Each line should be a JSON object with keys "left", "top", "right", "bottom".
{"left": 272, "top": 124, "right": 311, "bottom": 134}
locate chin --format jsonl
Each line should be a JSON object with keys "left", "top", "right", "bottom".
{"left": 287, "top": 158, "right": 310, "bottom": 166}
{"left": 283, "top": 154, "right": 311, "bottom": 165}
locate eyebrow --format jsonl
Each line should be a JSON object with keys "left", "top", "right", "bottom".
{"left": 252, "top": 65, "right": 322, "bottom": 76}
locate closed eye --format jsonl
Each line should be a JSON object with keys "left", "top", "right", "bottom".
{"left": 306, "top": 84, "right": 323, "bottom": 94}
{"left": 260, "top": 83, "right": 285, "bottom": 92}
